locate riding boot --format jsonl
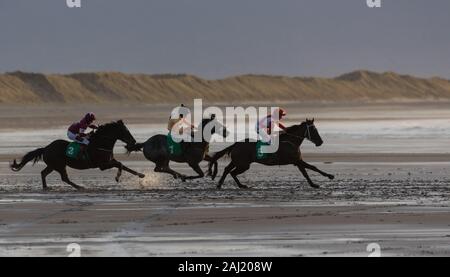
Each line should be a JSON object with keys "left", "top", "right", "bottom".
{"left": 180, "top": 141, "right": 188, "bottom": 155}
{"left": 77, "top": 145, "right": 87, "bottom": 160}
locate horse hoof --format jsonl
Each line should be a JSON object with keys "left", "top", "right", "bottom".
{"left": 115, "top": 177, "right": 120, "bottom": 183}
{"left": 310, "top": 183, "right": 320, "bottom": 189}
{"left": 216, "top": 185, "right": 222, "bottom": 190}
{"left": 239, "top": 185, "right": 249, "bottom": 190}
{"left": 138, "top": 174, "right": 145, "bottom": 179}
{"left": 76, "top": 186, "right": 86, "bottom": 191}
{"left": 43, "top": 187, "right": 49, "bottom": 192}
{"left": 328, "top": 175, "right": 335, "bottom": 180}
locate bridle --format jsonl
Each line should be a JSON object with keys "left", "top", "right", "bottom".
{"left": 305, "top": 124, "right": 314, "bottom": 141}
{"left": 284, "top": 124, "right": 314, "bottom": 141}
{"left": 90, "top": 130, "right": 135, "bottom": 153}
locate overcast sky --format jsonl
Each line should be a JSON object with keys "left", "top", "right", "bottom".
{"left": 0, "top": 0, "right": 449, "bottom": 79}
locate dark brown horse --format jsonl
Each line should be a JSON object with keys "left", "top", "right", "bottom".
{"left": 10, "top": 120, "right": 145, "bottom": 190}
{"left": 210, "top": 119, "right": 334, "bottom": 189}
{"left": 126, "top": 117, "right": 227, "bottom": 181}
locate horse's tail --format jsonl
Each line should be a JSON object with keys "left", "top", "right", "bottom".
{"left": 125, "top": 143, "right": 144, "bottom": 153}
{"left": 210, "top": 144, "right": 235, "bottom": 163}
{"left": 10, "top": 148, "right": 45, "bottom": 172}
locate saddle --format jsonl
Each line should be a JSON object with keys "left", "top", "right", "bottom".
{"left": 167, "top": 133, "right": 183, "bottom": 156}
{"left": 256, "top": 140, "right": 271, "bottom": 160}
{"left": 66, "top": 142, "right": 89, "bottom": 161}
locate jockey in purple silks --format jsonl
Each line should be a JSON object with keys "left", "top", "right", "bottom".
{"left": 67, "top": 113, "right": 98, "bottom": 157}
{"left": 256, "top": 108, "right": 287, "bottom": 143}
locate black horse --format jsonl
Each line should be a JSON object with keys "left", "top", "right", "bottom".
{"left": 127, "top": 117, "right": 227, "bottom": 180}
{"left": 210, "top": 119, "right": 334, "bottom": 189}
{"left": 10, "top": 120, "right": 145, "bottom": 190}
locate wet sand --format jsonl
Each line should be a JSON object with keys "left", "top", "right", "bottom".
{"left": 1, "top": 102, "right": 450, "bottom": 256}
{"left": 1, "top": 161, "right": 450, "bottom": 257}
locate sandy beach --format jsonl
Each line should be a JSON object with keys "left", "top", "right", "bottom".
{"left": 2, "top": 0, "right": 450, "bottom": 260}
{"left": 0, "top": 102, "right": 449, "bottom": 257}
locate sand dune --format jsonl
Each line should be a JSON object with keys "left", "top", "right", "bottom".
{"left": 1, "top": 70, "right": 450, "bottom": 104}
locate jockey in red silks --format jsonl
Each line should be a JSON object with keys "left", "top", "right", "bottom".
{"left": 256, "top": 108, "right": 287, "bottom": 143}
{"left": 67, "top": 113, "right": 98, "bottom": 146}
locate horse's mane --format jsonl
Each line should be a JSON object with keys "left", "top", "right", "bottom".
{"left": 190, "top": 118, "right": 216, "bottom": 140}
{"left": 91, "top": 121, "right": 122, "bottom": 138}
{"left": 285, "top": 122, "right": 305, "bottom": 133}
{"left": 286, "top": 120, "right": 314, "bottom": 132}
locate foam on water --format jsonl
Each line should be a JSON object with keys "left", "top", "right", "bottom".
{"left": 1, "top": 119, "right": 449, "bottom": 155}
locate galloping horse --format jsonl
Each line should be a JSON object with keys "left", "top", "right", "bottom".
{"left": 127, "top": 117, "right": 228, "bottom": 181}
{"left": 209, "top": 119, "right": 334, "bottom": 189}
{"left": 10, "top": 120, "right": 145, "bottom": 190}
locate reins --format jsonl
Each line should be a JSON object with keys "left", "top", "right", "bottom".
{"left": 284, "top": 124, "right": 313, "bottom": 141}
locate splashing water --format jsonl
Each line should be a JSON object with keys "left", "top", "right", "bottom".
{"left": 114, "top": 169, "right": 165, "bottom": 190}
{"left": 137, "top": 171, "right": 165, "bottom": 189}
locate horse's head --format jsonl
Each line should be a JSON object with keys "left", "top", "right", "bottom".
{"left": 200, "top": 115, "right": 228, "bottom": 141}
{"left": 91, "top": 120, "right": 137, "bottom": 152}
{"left": 302, "top": 118, "right": 323, "bottom": 147}
{"left": 287, "top": 119, "right": 323, "bottom": 147}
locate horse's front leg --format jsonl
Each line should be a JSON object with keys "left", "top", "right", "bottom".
{"left": 298, "top": 160, "right": 334, "bottom": 180}
{"left": 297, "top": 164, "right": 319, "bottom": 188}
{"left": 115, "top": 166, "right": 123, "bottom": 183}
{"left": 184, "top": 163, "right": 205, "bottom": 180}
{"left": 112, "top": 159, "right": 145, "bottom": 179}
{"left": 98, "top": 160, "right": 145, "bottom": 182}
{"left": 98, "top": 162, "right": 119, "bottom": 181}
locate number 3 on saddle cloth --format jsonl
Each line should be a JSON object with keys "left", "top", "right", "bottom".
{"left": 66, "top": 142, "right": 90, "bottom": 161}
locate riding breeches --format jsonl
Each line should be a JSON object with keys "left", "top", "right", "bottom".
{"left": 67, "top": 131, "right": 90, "bottom": 145}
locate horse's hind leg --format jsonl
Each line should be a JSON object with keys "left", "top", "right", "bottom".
{"left": 230, "top": 165, "right": 250, "bottom": 189}
{"left": 297, "top": 165, "right": 319, "bottom": 189}
{"left": 217, "top": 161, "right": 235, "bottom": 189}
{"left": 205, "top": 156, "right": 213, "bottom": 176}
{"left": 298, "top": 160, "right": 334, "bottom": 180}
{"left": 185, "top": 163, "right": 205, "bottom": 180}
{"left": 155, "top": 164, "right": 186, "bottom": 181}
{"left": 212, "top": 162, "right": 218, "bottom": 180}
{"left": 57, "top": 167, "right": 85, "bottom": 191}
{"left": 205, "top": 161, "right": 218, "bottom": 180}
{"left": 41, "top": 166, "right": 53, "bottom": 191}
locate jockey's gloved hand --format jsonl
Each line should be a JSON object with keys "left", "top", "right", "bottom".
{"left": 89, "top": 125, "right": 98, "bottom": 129}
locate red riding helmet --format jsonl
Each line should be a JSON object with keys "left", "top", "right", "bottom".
{"left": 273, "top": 108, "right": 286, "bottom": 119}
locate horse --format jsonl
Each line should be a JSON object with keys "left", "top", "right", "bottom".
{"left": 204, "top": 154, "right": 219, "bottom": 178}
{"left": 209, "top": 119, "right": 334, "bottom": 189}
{"left": 126, "top": 117, "right": 228, "bottom": 181}
{"left": 10, "top": 120, "right": 145, "bottom": 190}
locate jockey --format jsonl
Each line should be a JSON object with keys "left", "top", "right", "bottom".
{"left": 256, "top": 108, "right": 287, "bottom": 143}
{"left": 167, "top": 104, "right": 196, "bottom": 141}
{"left": 67, "top": 112, "right": 98, "bottom": 146}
